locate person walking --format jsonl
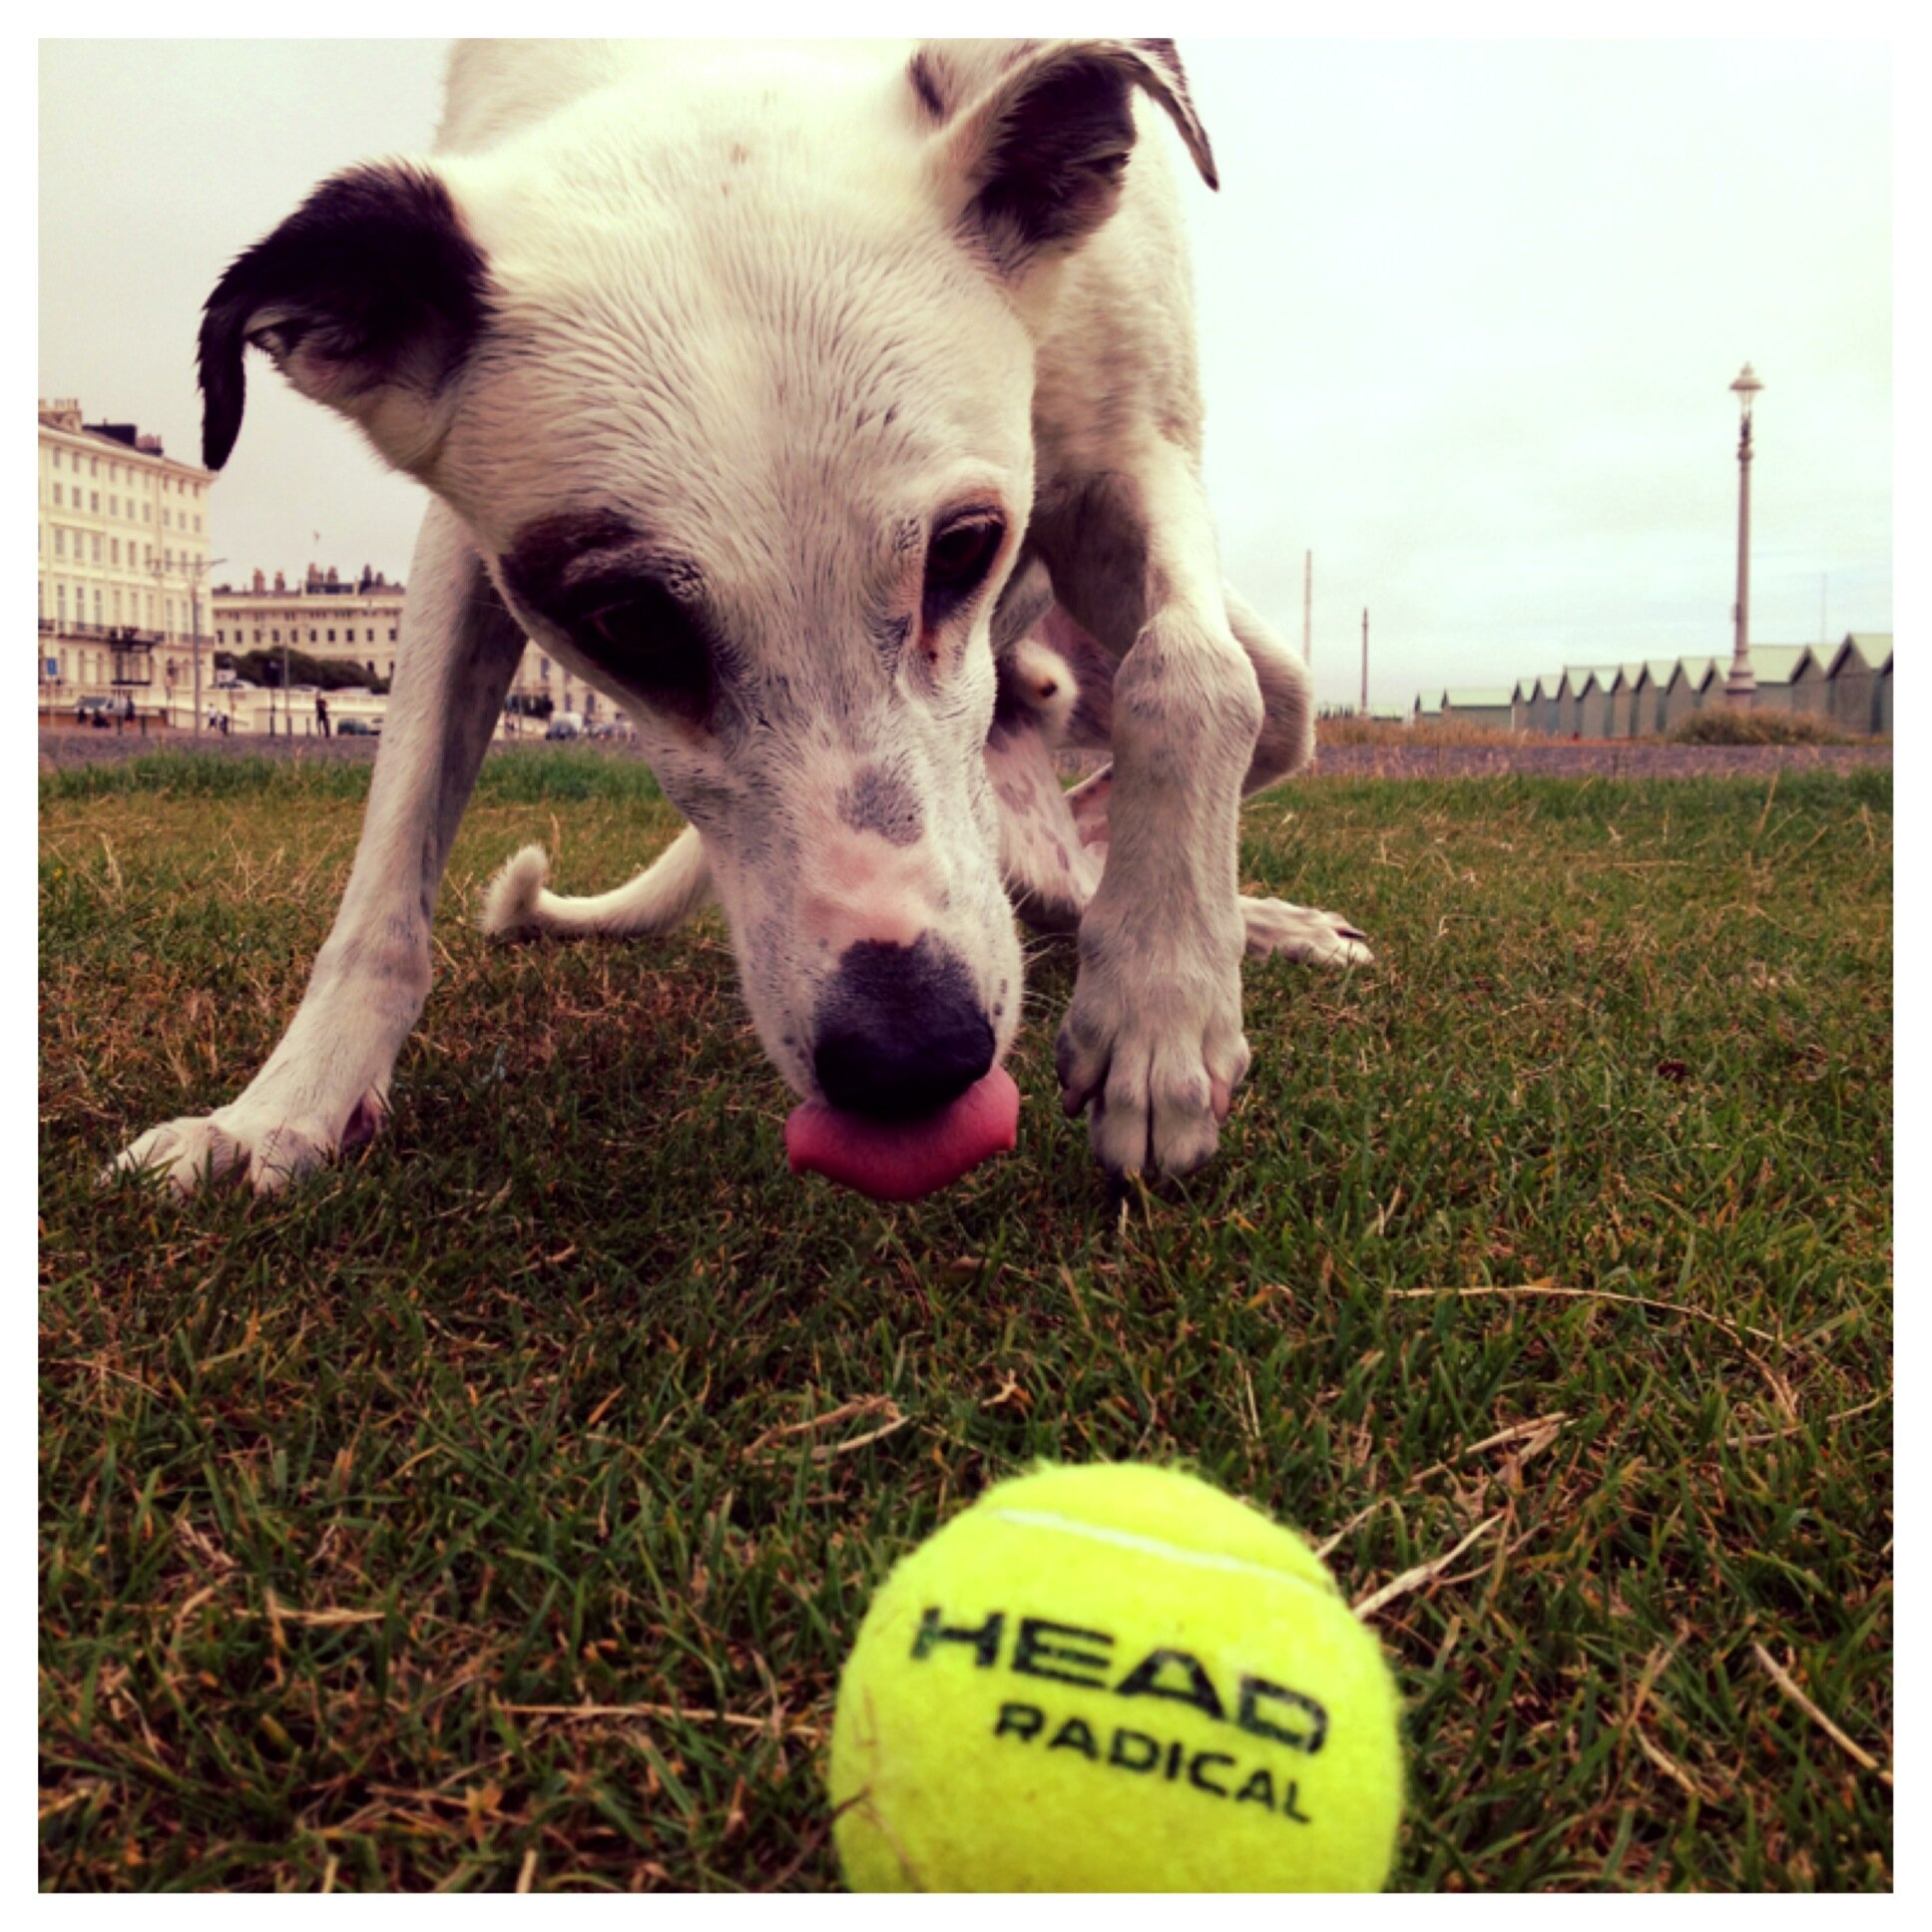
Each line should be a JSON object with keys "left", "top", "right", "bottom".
{"left": 315, "top": 694, "right": 331, "bottom": 738}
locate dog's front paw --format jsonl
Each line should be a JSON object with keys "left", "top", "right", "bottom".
{"left": 103, "top": 1093, "right": 383, "bottom": 1200}
{"left": 1054, "top": 915, "right": 1251, "bottom": 1181}
{"left": 1241, "top": 896, "right": 1374, "bottom": 967}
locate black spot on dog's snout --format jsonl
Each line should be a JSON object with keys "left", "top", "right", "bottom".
{"left": 837, "top": 767, "right": 923, "bottom": 847}
{"left": 814, "top": 936, "right": 994, "bottom": 1121}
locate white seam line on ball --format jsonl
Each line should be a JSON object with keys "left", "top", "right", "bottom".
{"left": 984, "top": 1510, "right": 1346, "bottom": 1605}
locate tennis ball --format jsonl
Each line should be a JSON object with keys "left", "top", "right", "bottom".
{"left": 828, "top": 1462, "right": 1402, "bottom": 1892}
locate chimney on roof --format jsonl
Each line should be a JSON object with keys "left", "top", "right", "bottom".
{"left": 325, "top": 565, "right": 339, "bottom": 587}
{"left": 273, "top": 570, "right": 286, "bottom": 593}
{"left": 137, "top": 433, "right": 164, "bottom": 455}
{"left": 253, "top": 568, "right": 266, "bottom": 594}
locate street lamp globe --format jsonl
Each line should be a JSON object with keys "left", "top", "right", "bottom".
{"left": 1730, "top": 361, "right": 1763, "bottom": 420}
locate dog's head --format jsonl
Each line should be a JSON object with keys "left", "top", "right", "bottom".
{"left": 199, "top": 40, "right": 1213, "bottom": 1121}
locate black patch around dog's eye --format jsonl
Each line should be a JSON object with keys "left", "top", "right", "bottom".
{"left": 922, "top": 512, "right": 1005, "bottom": 632}
{"left": 577, "top": 582, "right": 717, "bottom": 729}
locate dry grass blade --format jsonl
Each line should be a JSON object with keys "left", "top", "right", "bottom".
{"left": 1724, "top": 1393, "right": 1887, "bottom": 1448}
{"left": 1634, "top": 1728, "right": 1725, "bottom": 1805}
{"left": 739, "top": 1395, "right": 900, "bottom": 1461}
{"left": 1353, "top": 1514, "right": 1504, "bottom": 1619}
{"left": 1386, "top": 1281, "right": 1780, "bottom": 1347}
{"left": 1751, "top": 1643, "right": 1892, "bottom": 1787}
{"left": 496, "top": 1699, "right": 823, "bottom": 1742}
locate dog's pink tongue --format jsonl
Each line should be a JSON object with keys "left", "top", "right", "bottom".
{"left": 785, "top": 1068, "right": 1020, "bottom": 1203}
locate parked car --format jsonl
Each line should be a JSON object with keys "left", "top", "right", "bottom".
{"left": 335, "top": 717, "right": 381, "bottom": 736}
{"left": 545, "top": 712, "right": 585, "bottom": 740}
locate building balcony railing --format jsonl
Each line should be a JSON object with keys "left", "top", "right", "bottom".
{"left": 45, "top": 622, "right": 178, "bottom": 645}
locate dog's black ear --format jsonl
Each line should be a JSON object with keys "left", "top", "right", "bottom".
{"left": 916, "top": 39, "right": 1216, "bottom": 276}
{"left": 199, "top": 161, "right": 490, "bottom": 474}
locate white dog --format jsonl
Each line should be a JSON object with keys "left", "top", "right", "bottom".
{"left": 111, "top": 38, "right": 1368, "bottom": 1198}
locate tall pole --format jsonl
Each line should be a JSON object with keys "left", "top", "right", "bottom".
{"left": 185, "top": 556, "right": 225, "bottom": 738}
{"left": 152, "top": 555, "right": 200, "bottom": 737}
{"left": 1726, "top": 363, "right": 1762, "bottom": 709}
{"left": 191, "top": 578, "right": 203, "bottom": 737}
{"left": 1360, "top": 608, "right": 1369, "bottom": 715}
{"left": 1302, "top": 550, "right": 1312, "bottom": 671}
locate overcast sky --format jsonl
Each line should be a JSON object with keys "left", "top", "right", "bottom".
{"left": 39, "top": 35, "right": 1890, "bottom": 713}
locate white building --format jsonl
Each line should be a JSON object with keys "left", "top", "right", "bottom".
{"left": 211, "top": 564, "right": 405, "bottom": 684}
{"left": 211, "top": 564, "right": 606, "bottom": 729}
{"left": 38, "top": 397, "right": 215, "bottom": 709}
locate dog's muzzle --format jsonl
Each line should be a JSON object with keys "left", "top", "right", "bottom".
{"left": 811, "top": 936, "right": 995, "bottom": 1121}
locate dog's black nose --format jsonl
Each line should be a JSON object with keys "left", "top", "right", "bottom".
{"left": 813, "top": 937, "right": 995, "bottom": 1121}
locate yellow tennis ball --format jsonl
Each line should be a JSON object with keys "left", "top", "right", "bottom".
{"left": 828, "top": 1462, "right": 1403, "bottom": 1892}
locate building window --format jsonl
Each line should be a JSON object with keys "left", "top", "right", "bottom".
{"left": 92, "top": 533, "right": 102, "bottom": 563}
{"left": 52, "top": 484, "right": 62, "bottom": 507}
{"left": 308, "top": 629, "right": 317, "bottom": 644}
{"left": 388, "top": 628, "right": 397, "bottom": 642}
{"left": 55, "top": 529, "right": 66, "bottom": 558}
{"left": 326, "top": 629, "right": 336, "bottom": 644}
{"left": 91, "top": 491, "right": 100, "bottom": 513}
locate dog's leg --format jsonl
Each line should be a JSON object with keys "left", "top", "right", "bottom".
{"left": 106, "top": 502, "right": 524, "bottom": 1195}
{"left": 1049, "top": 595, "right": 1371, "bottom": 969}
{"left": 481, "top": 825, "right": 714, "bottom": 941}
{"left": 1039, "top": 456, "right": 1343, "bottom": 1179}
{"left": 1221, "top": 586, "right": 1373, "bottom": 967}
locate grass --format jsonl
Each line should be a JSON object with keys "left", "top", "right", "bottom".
{"left": 1667, "top": 710, "right": 1852, "bottom": 746}
{"left": 41, "top": 751, "right": 1893, "bottom": 1891}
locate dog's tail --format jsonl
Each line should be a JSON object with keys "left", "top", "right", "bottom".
{"left": 480, "top": 826, "right": 714, "bottom": 941}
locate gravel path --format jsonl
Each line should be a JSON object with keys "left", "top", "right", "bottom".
{"left": 40, "top": 724, "right": 1889, "bottom": 781}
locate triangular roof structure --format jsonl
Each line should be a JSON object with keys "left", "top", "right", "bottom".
{"left": 1744, "top": 645, "right": 1814, "bottom": 688}
{"left": 1632, "top": 659, "right": 1678, "bottom": 689}
{"left": 1667, "top": 657, "right": 1721, "bottom": 694}
{"left": 1558, "top": 663, "right": 1623, "bottom": 697}
{"left": 1826, "top": 633, "right": 1892, "bottom": 677}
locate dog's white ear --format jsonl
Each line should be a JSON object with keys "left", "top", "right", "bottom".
{"left": 914, "top": 39, "right": 1216, "bottom": 276}
{"left": 198, "top": 162, "right": 490, "bottom": 476}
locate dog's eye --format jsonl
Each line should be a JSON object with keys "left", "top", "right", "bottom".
{"left": 580, "top": 585, "right": 714, "bottom": 727}
{"left": 922, "top": 515, "right": 1005, "bottom": 626}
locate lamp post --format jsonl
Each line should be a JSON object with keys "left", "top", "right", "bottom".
{"left": 1725, "top": 362, "right": 1762, "bottom": 709}
{"left": 151, "top": 553, "right": 224, "bottom": 735}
